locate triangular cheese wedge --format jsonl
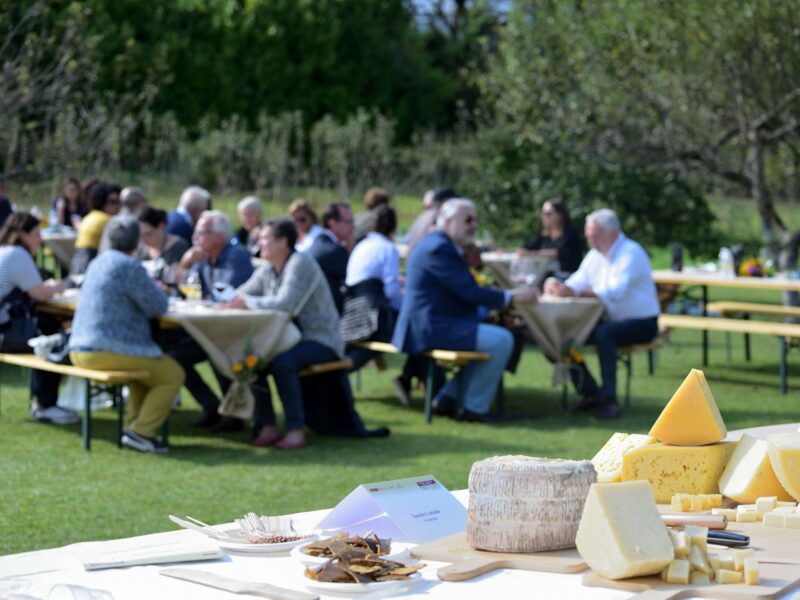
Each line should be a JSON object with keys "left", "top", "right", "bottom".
{"left": 719, "top": 434, "right": 792, "bottom": 503}
{"left": 767, "top": 433, "right": 800, "bottom": 502}
{"left": 591, "top": 432, "right": 656, "bottom": 483}
{"left": 649, "top": 369, "right": 726, "bottom": 446}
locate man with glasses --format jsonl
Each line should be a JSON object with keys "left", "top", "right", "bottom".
{"left": 169, "top": 210, "right": 254, "bottom": 432}
{"left": 392, "top": 198, "right": 539, "bottom": 422}
{"left": 309, "top": 202, "right": 355, "bottom": 314}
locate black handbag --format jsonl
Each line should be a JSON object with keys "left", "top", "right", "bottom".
{"left": 0, "top": 289, "right": 40, "bottom": 353}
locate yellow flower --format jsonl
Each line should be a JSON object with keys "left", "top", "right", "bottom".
{"left": 245, "top": 355, "right": 258, "bottom": 369}
{"left": 232, "top": 362, "right": 244, "bottom": 373}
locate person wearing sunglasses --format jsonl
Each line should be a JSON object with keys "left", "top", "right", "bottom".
{"left": 288, "top": 199, "right": 323, "bottom": 253}
{"left": 519, "top": 196, "right": 585, "bottom": 276}
{"left": 70, "top": 181, "right": 122, "bottom": 275}
{"left": 392, "top": 198, "right": 539, "bottom": 422}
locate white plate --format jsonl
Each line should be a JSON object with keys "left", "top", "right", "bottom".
{"left": 291, "top": 540, "right": 412, "bottom": 567}
{"left": 217, "top": 530, "right": 316, "bottom": 554}
{"left": 305, "top": 572, "right": 421, "bottom": 597}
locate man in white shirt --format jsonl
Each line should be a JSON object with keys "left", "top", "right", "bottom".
{"left": 544, "top": 208, "right": 659, "bottom": 418}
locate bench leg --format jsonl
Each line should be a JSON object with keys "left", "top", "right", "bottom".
{"left": 83, "top": 380, "right": 92, "bottom": 451}
{"left": 744, "top": 314, "right": 751, "bottom": 362}
{"left": 495, "top": 378, "right": 505, "bottom": 417}
{"left": 117, "top": 385, "right": 125, "bottom": 448}
{"left": 624, "top": 354, "right": 632, "bottom": 408}
{"left": 424, "top": 359, "right": 434, "bottom": 424}
{"left": 780, "top": 337, "right": 788, "bottom": 395}
{"left": 647, "top": 350, "right": 655, "bottom": 375}
{"left": 725, "top": 332, "right": 732, "bottom": 364}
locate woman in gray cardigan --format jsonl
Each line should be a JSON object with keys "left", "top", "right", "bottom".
{"left": 225, "top": 217, "right": 343, "bottom": 449}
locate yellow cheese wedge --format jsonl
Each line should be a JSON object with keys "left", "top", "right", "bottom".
{"left": 621, "top": 443, "right": 736, "bottom": 502}
{"left": 649, "top": 369, "right": 726, "bottom": 446}
{"left": 575, "top": 481, "right": 674, "bottom": 579}
{"left": 591, "top": 432, "right": 657, "bottom": 483}
{"left": 719, "top": 434, "right": 792, "bottom": 503}
{"left": 767, "top": 433, "right": 800, "bottom": 502}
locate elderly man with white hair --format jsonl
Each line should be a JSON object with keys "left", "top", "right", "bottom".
{"left": 544, "top": 208, "right": 660, "bottom": 419}
{"left": 235, "top": 195, "right": 263, "bottom": 255}
{"left": 166, "top": 185, "right": 211, "bottom": 244}
{"left": 392, "top": 198, "right": 538, "bottom": 422}
{"left": 170, "top": 210, "right": 254, "bottom": 431}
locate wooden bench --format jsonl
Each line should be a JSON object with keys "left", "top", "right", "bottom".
{"left": 0, "top": 353, "right": 151, "bottom": 451}
{"left": 350, "top": 341, "right": 492, "bottom": 422}
{"left": 706, "top": 301, "right": 800, "bottom": 363}
{"left": 298, "top": 359, "right": 353, "bottom": 377}
{"left": 658, "top": 314, "right": 800, "bottom": 393}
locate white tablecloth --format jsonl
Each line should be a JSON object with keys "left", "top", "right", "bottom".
{"left": 2, "top": 424, "right": 798, "bottom": 599}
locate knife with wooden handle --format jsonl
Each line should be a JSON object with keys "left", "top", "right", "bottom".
{"left": 160, "top": 568, "right": 319, "bottom": 600}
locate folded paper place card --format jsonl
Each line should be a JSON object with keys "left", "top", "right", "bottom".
{"left": 70, "top": 530, "right": 224, "bottom": 570}
{"left": 315, "top": 475, "right": 466, "bottom": 543}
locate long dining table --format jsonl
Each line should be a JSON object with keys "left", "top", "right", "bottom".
{"left": 651, "top": 268, "right": 800, "bottom": 365}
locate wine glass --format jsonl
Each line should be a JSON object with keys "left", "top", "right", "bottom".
{"left": 510, "top": 256, "right": 539, "bottom": 288}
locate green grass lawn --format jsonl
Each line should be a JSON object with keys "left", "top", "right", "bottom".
{"left": 2, "top": 315, "right": 800, "bottom": 556}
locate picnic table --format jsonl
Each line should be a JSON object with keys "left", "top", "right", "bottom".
{"left": 40, "top": 228, "right": 78, "bottom": 269}
{"left": 1, "top": 423, "right": 797, "bottom": 599}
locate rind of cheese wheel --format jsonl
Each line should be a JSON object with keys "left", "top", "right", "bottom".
{"left": 621, "top": 442, "right": 736, "bottom": 502}
{"left": 591, "top": 432, "right": 657, "bottom": 483}
{"left": 718, "top": 434, "right": 792, "bottom": 503}
{"left": 648, "top": 369, "right": 726, "bottom": 446}
{"left": 575, "top": 481, "right": 674, "bottom": 580}
{"left": 468, "top": 456, "right": 596, "bottom": 553}
{"left": 767, "top": 433, "right": 800, "bottom": 502}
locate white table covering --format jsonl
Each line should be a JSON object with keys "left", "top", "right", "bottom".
{"left": 41, "top": 230, "right": 78, "bottom": 267}
{"left": 2, "top": 425, "right": 798, "bottom": 599}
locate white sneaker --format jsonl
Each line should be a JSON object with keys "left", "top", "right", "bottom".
{"left": 32, "top": 405, "right": 81, "bottom": 425}
{"left": 121, "top": 430, "right": 169, "bottom": 454}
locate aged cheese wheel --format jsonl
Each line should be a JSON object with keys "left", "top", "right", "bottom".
{"left": 467, "top": 455, "right": 597, "bottom": 553}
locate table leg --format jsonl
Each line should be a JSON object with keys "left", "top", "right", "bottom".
{"left": 83, "top": 380, "right": 91, "bottom": 451}
{"left": 744, "top": 314, "right": 751, "bottom": 362}
{"left": 702, "top": 285, "right": 709, "bottom": 366}
{"left": 424, "top": 360, "right": 434, "bottom": 424}
{"left": 780, "top": 337, "right": 788, "bottom": 395}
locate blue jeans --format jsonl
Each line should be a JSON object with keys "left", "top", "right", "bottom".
{"left": 437, "top": 324, "right": 513, "bottom": 415}
{"left": 571, "top": 316, "right": 658, "bottom": 400}
{"left": 254, "top": 341, "right": 339, "bottom": 431}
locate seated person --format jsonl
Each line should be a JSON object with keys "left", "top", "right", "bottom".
{"left": 235, "top": 195, "right": 263, "bottom": 256}
{"left": 68, "top": 219, "right": 185, "bottom": 453}
{"left": 519, "top": 196, "right": 584, "bottom": 276}
{"left": 544, "top": 208, "right": 660, "bottom": 419}
{"left": 392, "top": 198, "right": 538, "bottom": 421}
{"left": 166, "top": 186, "right": 210, "bottom": 244}
{"left": 0, "top": 213, "right": 70, "bottom": 424}
{"left": 309, "top": 202, "right": 354, "bottom": 314}
{"left": 288, "top": 199, "right": 323, "bottom": 253}
{"left": 224, "top": 218, "right": 347, "bottom": 450}
{"left": 52, "top": 176, "right": 87, "bottom": 228}
{"left": 354, "top": 187, "right": 391, "bottom": 242}
{"left": 406, "top": 186, "right": 458, "bottom": 256}
{"left": 169, "top": 211, "right": 253, "bottom": 431}
{"left": 98, "top": 186, "right": 148, "bottom": 255}
{"left": 138, "top": 207, "right": 190, "bottom": 279}
{"left": 71, "top": 182, "right": 121, "bottom": 275}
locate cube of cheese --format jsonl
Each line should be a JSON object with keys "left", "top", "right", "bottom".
{"left": 743, "top": 557, "right": 759, "bottom": 585}
{"left": 691, "top": 495, "right": 705, "bottom": 511}
{"left": 763, "top": 512, "right": 787, "bottom": 527}
{"left": 719, "top": 434, "right": 792, "bottom": 503}
{"left": 736, "top": 510, "right": 758, "bottom": 523}
{"left": 711, "top": 508, "right": 736, "bottom": 520}
{"left": 773, "top": 506, "right": 796, "bottom": 514}
{"left": 684, "top": 525, "right": 708, "bottom": 551}
{"left": 665, "top": 559, "right": 691, "bottom": 584}
{"left": 755, "top": 496, "right": 777, "bottom": 516}
{"left": 689, "top": 544, "right": 710, "bottom": 574}
{"left": 710, "top": 494, "right": 723, "bottom": 508}
{"left": 575, "top": 481, "right": 674, "bottom": 579}
{"left": 591, "top": 432, "right": 657, "bottom": 483}
{"left": 708, "top": 553, "right": 720, "bottom": 571}
{"left": 621, "top": 443, "right": 736, "bottom": 502}
{"left": 777, "top": 500, "right": 797, "bottom": 508}
{"left": 689, "top": 571, "right": 711, "bottom": 585}
{"left": 669, "top": 530, "right": 690, "bottom": 558}
{"left": 717, "top": 568, "right": 743, "bottom": 584}
{"left": 785, "top": 514, "right": 800, "bottom": 529}
{"left": 767, "top": 433, "right": 800, "bottom": 502}
{"left": 718, "top": 554, "right": 735, "bottom": 570}
{"left": 734, "top": 548, "right": 755, "bottom": 571}
{"left": 648, "top": 369, "right": 727, "bottom": 445}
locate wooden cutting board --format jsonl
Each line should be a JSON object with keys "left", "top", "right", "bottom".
{"left": 410, "top": 531, "right": 587, "bottom": 581}
{"left": 583, "top": 562, "right": 800, "bottom": 599}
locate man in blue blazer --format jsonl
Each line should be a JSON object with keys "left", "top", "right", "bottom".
{"left": 392, "top": 199, "right": 538, "bottom": 421}
{"left": 166, "top": 185, "right": 210, "bottom": 244}
{"left": 309, "top": 202, "right": 354, "bottom": 314}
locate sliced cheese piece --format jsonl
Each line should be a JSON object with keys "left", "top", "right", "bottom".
{"left": 755, "top": 496, "right": 777, "bottom": 516}
{"left": 669, "top": 530, "right": 689, "bottom": 558}
{"left": 767, "top": 433, "right": 800, "bottom": 502}
{"left": 665, "top": 559, "right": 690, "bottom": 584}
{"left": 621, "top": 443, "right": 736, "bottom": 502}
{"left": 467, "top": 456, "right": 596, "bottom": 552}
{"left": 648, "top": 369, "right": 726, "bottom": 446}
{"left": 708, "top": 553, "right": 720, "bottom": 571}
{"left": 718, "top": 554, "right": 735, "bottom": 571}
{"left": 717, "top": 568, "right": 743, "bottom": 584}
{"left": 711, "top": 508, "right": 736, "bottom": 520}
{"left": 591, "top": 432, "right": 656, "bottom": 483}
{"left": 689, "top": 544, "right": 710, "bottom": 574}
{"left": 763, "top": 512, "right": 786, "bottom": 527}
{"left": 734, "top": 548, "right": 755, "bottom": 571}
{"left": 743, "top": 557, "right": 759, "bottom": 585}
{"left": 575, "top": 481, "right": 674, "bottom": 579}
{"left": 690, "top": 571, "right": 711, "bottom": 585}
{"left": 719, "top": 434, "right": 792, "bottom": 503}
{"left": 777, "top": 500, "right": 797, "bottom": 508}
{"left": 785, "top": 514, "right": 800, "bottom": 529}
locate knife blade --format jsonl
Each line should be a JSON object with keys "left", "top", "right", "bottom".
{"left": 160, "top": 568, "right": 318, "bottom": 600}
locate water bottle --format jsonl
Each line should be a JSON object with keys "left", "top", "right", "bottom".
{"left": 670, "top": 243, "right": 683, "bottom": 272}
{"left": 48, "top": 207, "right": 58, "bottom": 230}
{"left": 719, "top": 247, "right": 735, "bottom": 279}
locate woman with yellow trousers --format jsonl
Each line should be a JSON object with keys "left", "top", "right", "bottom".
{"left": 69, "top": 219, "right": 184, "bottom": 453}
